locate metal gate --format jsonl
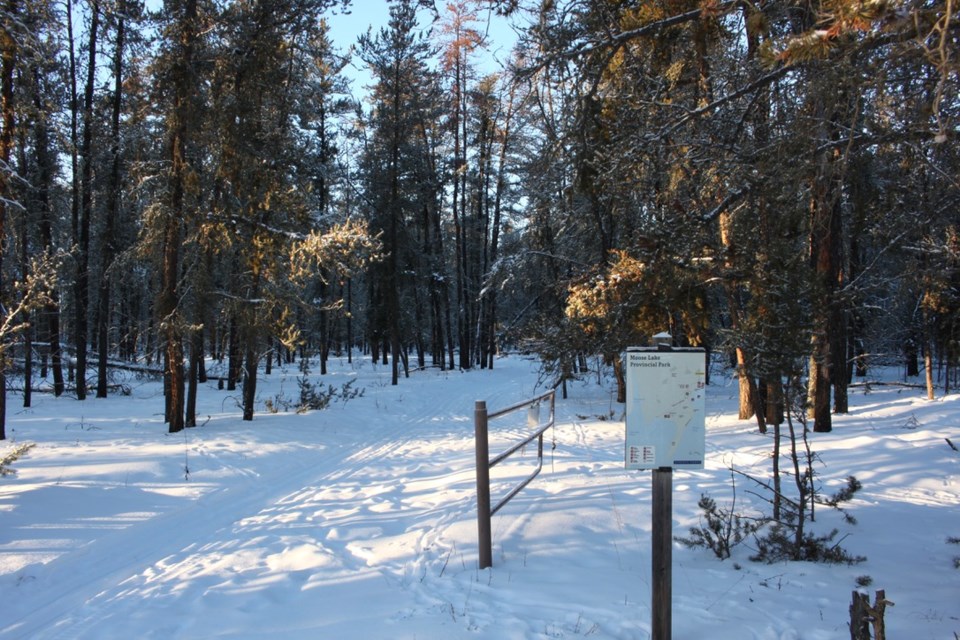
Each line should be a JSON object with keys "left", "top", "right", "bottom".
{"left": 473, "top": 389, "right": 556, "bottom": 569}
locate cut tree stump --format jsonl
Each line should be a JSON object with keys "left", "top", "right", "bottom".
{"left": 850, "top": 590, "right": 893, "bottom": 640}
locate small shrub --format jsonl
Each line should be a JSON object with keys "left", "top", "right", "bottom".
{"left": 298, "top": 379, "right": 363, "bottom": 412}
{"left": 676, "top": 478, "right": 764, "bottom": 560}
{"left": 297, "top": 358, "right": 363, "bottom": 412}
{"left": 736, "top": 374, "right": 865, "bottom": 567}
{"left": 1, "top": 443, "right": 36, "bottom": 477}
{"left": 948, "top": 536, "right": 960, "bottom": 569}
{"left": 264, "top": 394, "right": 292, "bottom": 414}
{"left": 750, "top": 519, "right": 866, "bottom": 565}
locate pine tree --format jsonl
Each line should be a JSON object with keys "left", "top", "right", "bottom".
{"left": 153, "top": 0, "right": 206, "bottom": 432}
{"left": 358, "top": 0, "right": 441, "bottom": 384}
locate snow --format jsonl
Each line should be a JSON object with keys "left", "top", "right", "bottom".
{"left": 1, "top": 355, "right": 958, "bottom": 639}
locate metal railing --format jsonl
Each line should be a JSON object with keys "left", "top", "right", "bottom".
{"left": 474, "top": 389, "right": 556, "bottom": 569}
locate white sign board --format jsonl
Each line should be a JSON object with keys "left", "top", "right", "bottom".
{"left": 625, "top": 348, "right": 706, "bottom": 470}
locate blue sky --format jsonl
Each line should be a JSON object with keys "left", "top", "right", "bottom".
{"left": 325, "top": 2, "right": 520, "bottom": 97}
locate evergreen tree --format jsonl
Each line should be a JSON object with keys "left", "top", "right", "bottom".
{"left": 358, "top": 0, "right": 441, "bottom": 384}
{"left": 152, "top": 0, "right": 208, "bottom": 432}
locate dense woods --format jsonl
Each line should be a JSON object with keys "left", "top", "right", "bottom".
{"left": 0, "top": 0, "right": 956, "bottom": 438}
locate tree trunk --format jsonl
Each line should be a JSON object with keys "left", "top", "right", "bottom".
{"left": 185, "top": 330, "right": 200, "bottom": 427}
{"left": 905, "top": 339, "right": 919, "bottom": 377}
{"left": 773, "top": 414, "right": 782, "bottom": 521}
{"left": 613, "top": 353, "right": 626, "bottom": 404}
{"left": 162, "top": 216, "right": 185, "bottom": 433}
{"left": 811, "top": 346, "right": 833, "bottom": 432}
{"left": 66, "top": 0, "right": 80, "bottom": 399}
{"left": 765, "top": 376, "right": 783, "bottom": 427}
{"left": 97, "top": 3, "right": 125, "bottom": 398}
{"left": 319, "top": 279, "right": 329, "bottom": 375}
{"left": 413, "top": 283, "right": 426, "bottom": 370}
{"left": 19, "top": 193, "right": 30, "bottom": 408}
{"left": 242, "top": 344, "right": 257, "bottom": 421}
{"left": 0, "top": 0, "right": 19, "bottom": 438}
{"left": 810, "top": 176, "right": 838, "bottom": 432}
{"left": 387, "top": 56, "right": 403, "bottom": 386}
{"left": 75, "top": 0, "right": 100, "bottom": 401}
{"left": 228, "top": 316, "right": 240, "bottom": 391}
{"left": 346, "top": 279, "right": 353, "bottom": 364}
{"left": 832, "top": 315, "right": 849, "bottom": 414}
{"left": 849, "top": 592, "right": 871, "bottom": 640}
{"left": 31, "top": 67, "right": 64, "bottom": 397}
{"left": 482, "top": 79, "right": 513, "bottom": 371}
{"left": 161, "top": 0, "right": 199, "bottom": 433}
{"left": 735, "top": 347, "right": 759, "bottom": 424}
{"left": 718, "top": 202, "right": 760, "bottom": 425}
{"left": 808, "top": 67, "right": 851, "bottom": 430}
{"left": 849, "top": 590, "right": 891, "bottom": 640}
{"left": 452, "top": 52, "right": 473, "bottom": 371}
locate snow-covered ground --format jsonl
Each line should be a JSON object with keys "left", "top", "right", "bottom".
{"left": 0, "top": 354, "right": 957, "bottom": 639}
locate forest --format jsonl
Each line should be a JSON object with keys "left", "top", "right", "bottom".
{"left": 0, "top": 0, "right": 957, "bottom": 438}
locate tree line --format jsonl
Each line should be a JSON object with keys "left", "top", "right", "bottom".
{"left": 515, "top": 0, "right": 957, "bottom": 434}
{"left": 0, "top": 0, "right": 956, "bottom": 438}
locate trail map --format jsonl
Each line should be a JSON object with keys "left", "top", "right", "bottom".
{"left": 624, "top": 348, "right": 706, "bottom": 470}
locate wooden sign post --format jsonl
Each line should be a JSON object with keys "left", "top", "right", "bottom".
{"left": 624, "top": 345, "right": 706, "bottom": 640}
{"left": 652, "top": 466, "right": 673, "bottom": 639}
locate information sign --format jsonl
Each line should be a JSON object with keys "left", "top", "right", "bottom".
{"left": 624, "top": 347, "right": 706, "bottom": 470}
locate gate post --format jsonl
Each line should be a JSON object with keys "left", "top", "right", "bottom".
{"left": 474, "top": 400, "right": 493, "bottom": 569}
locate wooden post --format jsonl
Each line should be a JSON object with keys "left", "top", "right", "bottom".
{"left": 652, "top": 467, "right": 673, "bottom": 640}
{"left": 475, "top": 400, "right": 492, "bottom": 569}
{"left": 850, "top": 590, "right": 893, "bottom": 640}
{"left": 849, "top": 591, "right": 870, "bottom": 640}
{"left": 869, "top": 590, "right": 891, "bottom": 640}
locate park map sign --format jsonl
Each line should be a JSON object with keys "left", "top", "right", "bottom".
{"left": 624, "top": 347, "right": 706, "bottom": 470}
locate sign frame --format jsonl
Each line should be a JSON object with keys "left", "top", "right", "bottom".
{"left": 624, "top": 346, "right": 706, "bottom": 470}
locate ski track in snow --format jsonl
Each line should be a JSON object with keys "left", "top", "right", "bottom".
{"left": 1, "top": 356, "right": 958, "bottom": 639}
{"left": 1, "top": 360, "right": 550, "bottom": 639}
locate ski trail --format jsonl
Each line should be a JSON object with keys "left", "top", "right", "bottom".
{"left": 3, "top": 432, "right": 394, "bottom": 638}
{"left": 2, "top": 360, "right": 544, "bottom": 639}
